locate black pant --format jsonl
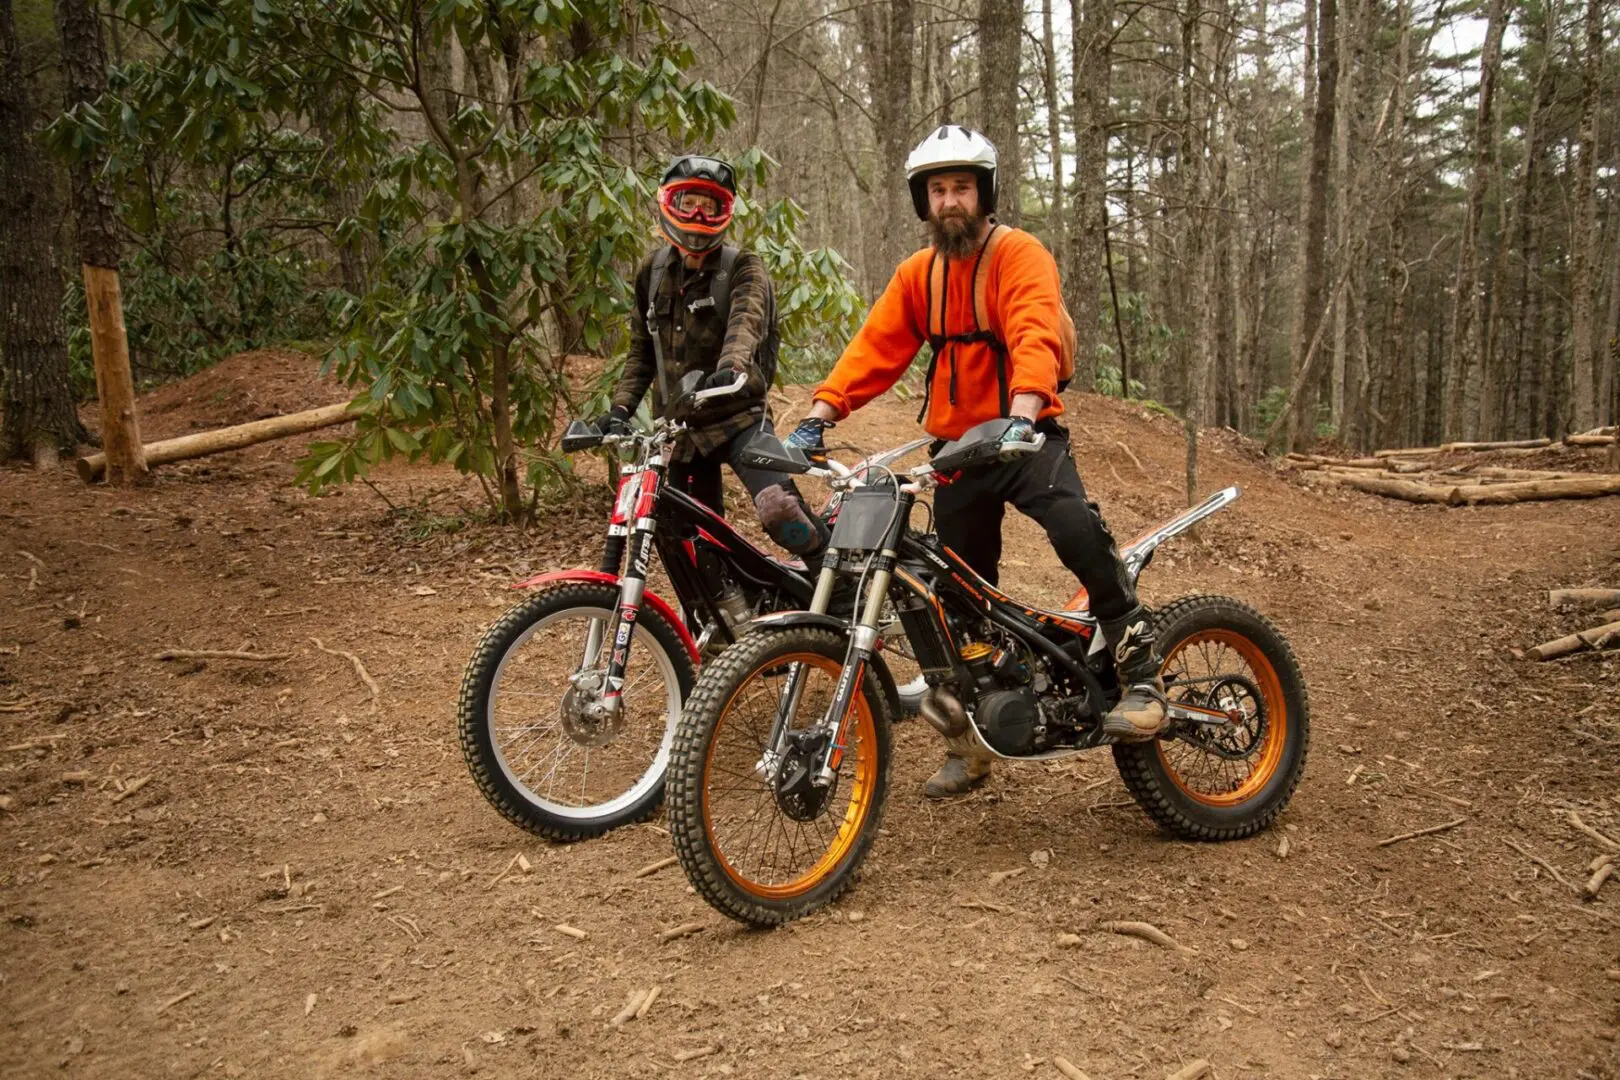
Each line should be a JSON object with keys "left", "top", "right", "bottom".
{"left": 933, "top": 429, "right": 1137, "bottom": 622}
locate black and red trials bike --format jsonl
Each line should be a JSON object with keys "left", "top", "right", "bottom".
{"left": 457, "top": 374, "right": 925, "bottom": 841}
{"left": 667, "top": 419, "right": 1311, "bottom": 925}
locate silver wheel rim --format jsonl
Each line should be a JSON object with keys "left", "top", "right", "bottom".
{"left": 487, "top": 603, "right": 680, "bottom": 820}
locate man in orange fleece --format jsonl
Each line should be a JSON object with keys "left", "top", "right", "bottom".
{"left": 784, "top": 125, "right": 1166, "bottom": 798}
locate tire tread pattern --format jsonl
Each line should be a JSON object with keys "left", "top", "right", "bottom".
{"left": 668, "top": 627, "right": 892, "bottom": 926}
{"left": 1112, "top": 594, "right": 1310, "bottom": 842}
{"left": 457, "top": 581, "right": 694, "bottom": 843}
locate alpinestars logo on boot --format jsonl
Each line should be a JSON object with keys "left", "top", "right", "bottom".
{"left": 1113, "top": 620, "right": 1147, "bottom": 664}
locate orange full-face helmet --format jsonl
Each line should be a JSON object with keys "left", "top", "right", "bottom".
{"left": 657, "top": 155, "right": 737, "bottom": 256}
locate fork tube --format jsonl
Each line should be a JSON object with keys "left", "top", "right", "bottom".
{"left": 814, "top": 549, "right": 897, "bottom": 785}
{"left": 808, "top": 549, "right": 839, "bottom": 615}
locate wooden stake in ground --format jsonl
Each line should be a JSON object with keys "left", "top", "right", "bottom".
{"left": 54, "top": 0, "right": 147, "bottom": 484}
{"left": 77, "top": 401, "right": 357, "bottom": 483}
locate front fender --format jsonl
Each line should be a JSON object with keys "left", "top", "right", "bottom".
{"left": 513, "top": 569, "right": 699, "bottom": 665}
{"left": 742, "top": 611, "right": 903, "bottom": 721}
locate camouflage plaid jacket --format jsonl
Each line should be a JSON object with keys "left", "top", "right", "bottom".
{"left": 613, "top": 245, "right": 773, "bottom": 460}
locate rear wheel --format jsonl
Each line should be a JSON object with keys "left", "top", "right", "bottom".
{"left": 1113, "top": 595, "right": 1309, "bottom": 840}
{"left": 668, "top": 627, "right": 892, "bottom": 926}
{"left": 458, "top": 581, "right": 694, "bottom": 842}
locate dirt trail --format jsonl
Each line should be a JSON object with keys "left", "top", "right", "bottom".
{"left": 3, "top": 356, "right": 1618, "bottom": 1079}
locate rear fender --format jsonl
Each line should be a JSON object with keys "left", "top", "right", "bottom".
{"left": 1119, "top": 485, "right": 1241, "bottom": 583}
{"left": 743, "top": 611, "right": 903, "bottom": 720}
{"left": 513, "top": 569, "right": 699, "bottom": 664}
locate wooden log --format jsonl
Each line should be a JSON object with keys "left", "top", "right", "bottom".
{"left": 1548, "top": 588, "right": 1620, "bottom": 611}
{"left": 1438, "top": 437, "right": 1554, "bottom": 452}
{"left": 1564, "top": 433, "right": 1616, "bottom": 447}
{"left": 83, "top": 266, "right": 148, "bottom": 484}
{"left": 1384, "top": 459, "right": 1433, "bottom": 474}
{"left": 1323, "top": 472, "right": 1457, "bottom": 504}
{"left": 1454, "top": 475, "right": 1620, "bottom": 504}
{"left": 77, "top": 401, "right": 356, "bottom": 483}
{"left": 1464, "top": 466, "right": 1581, "bottom": 482}
{"left": 1526, "top": 620, "right": 1620, "bottom": 661}
{"left": 1374, "top": 445, "right": 1443, "bottom": 458}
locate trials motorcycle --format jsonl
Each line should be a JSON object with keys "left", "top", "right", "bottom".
{"left": 666, "top": 419, "right": 1310, "bottom": 925}
{"left": 457, "top": 372, "right": 925, "bottom": 841}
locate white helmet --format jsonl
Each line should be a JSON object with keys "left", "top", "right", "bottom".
{"left": 905, "top": 125, "right": 998, "bottom": 220}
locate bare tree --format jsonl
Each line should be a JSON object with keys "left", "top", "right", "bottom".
{"left": 1568, "top": 0, "right": 1602, "bottom": 432}
{"left": 977, "top": 0, "right": 1021, "bottom": 226}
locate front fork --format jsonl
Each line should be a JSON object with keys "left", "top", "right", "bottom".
{"left": 759, "top": 547, "right": 895, "bottom": 788}
{"left": 591, "top": 525, "right": 658, "bottom": 720}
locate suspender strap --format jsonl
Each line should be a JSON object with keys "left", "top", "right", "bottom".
{"left": 645, "top": 246, "right": 678, "bottom": 408}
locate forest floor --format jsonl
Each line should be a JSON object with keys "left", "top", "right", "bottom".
{"left": 2, "top": 350, "right": 1618, "bottom": 1079}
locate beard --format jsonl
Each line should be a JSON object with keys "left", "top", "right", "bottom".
{"left": 928, "top": 208, "right": 985, "bottom": 259}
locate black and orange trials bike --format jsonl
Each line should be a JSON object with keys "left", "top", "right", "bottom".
{"left": 457, "top": 373, "right": 925, "bottom": 842}
{"left": 667, "top": 419, "right": 1310, "bottom": 925}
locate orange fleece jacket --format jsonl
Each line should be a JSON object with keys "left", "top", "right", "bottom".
{"left": 813, "top": 226, "right": 1065, "bottom": 440}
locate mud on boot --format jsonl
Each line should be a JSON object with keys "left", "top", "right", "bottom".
{"left": 1101, "top": 608, "right": 1169, "bottom": 742}
{"left": 922, "top": 734, "right": 992, "bottom": 798}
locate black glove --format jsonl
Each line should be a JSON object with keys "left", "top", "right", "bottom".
{"left": 784, "top": 417, "right": 833, "bottom": 465}
{"left": 702, "top": 368, "right": 746, "bottom": 392}
{"left": 592, "top": 405, "right": 632, "bottom": 436}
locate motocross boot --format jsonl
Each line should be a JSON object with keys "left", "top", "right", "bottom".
{"left": 1100, "top": 609, "right": 1169, "bottom": 742}
{"left": 922, "top": 733, "right": 993, "bottom": 798}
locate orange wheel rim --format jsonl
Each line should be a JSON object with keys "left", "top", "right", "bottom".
{"left": 701, "top": 653, "right": 877, "bottom": 900}
{"left": 1156, "top": 629, "right": 1287, "bottom": 806}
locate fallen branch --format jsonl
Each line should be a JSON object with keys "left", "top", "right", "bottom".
{"left": 110, "top": 776, "right": 151, "bottom": 803}
{"left": 1439, "top": 437, "right": 1553, "bottom": 452}
{"left": 1113, "top": 439, "right": 1149, "bottom": 477}
{"left": 1503, "top": 837, "right": 1579, "bottom": 893}
{"left": 1567, "top": 811, "right": 1620, "bottom": 852}
{"left": 633, "top": 855, "right": 678, "bottom": 879}
{"left": 1549, "top": 588, "right": 1620, "bottom": 612}
{"left": 309, "top": 637, "right": 381, "bottom": 706}
{"left": 1584, "top": 859, "right": 1614, "bottom": 901}
{"left": 1376, "top": 817, "right": 1466, "bottom": 847}
{"left": 1097, "top": 920, "right": 1195, "bottom": 955}
{"left": 1165, "top": 1060, "right": 1212, "bottom": 1080}
{"left": 1565, "top": 433, "right": 1616, "bottom": 447}
{"left": 1526, "top": 621, "right": 1620, "bottom": 661}
{"left": 153, "top": 648, "right": 291, "bottom": 662}
{"left": 608, "top": 988, "right": 648, "bottom": 1027}
{"left": 1052, "top": 1056, "right": 1093, "bottom": 1080}
{"left": 658, "top": 921, "right": 706, "bottom": 944}
{"left": 155, "top": 987, "right": 199, "bottom": 1015}
{"left": 634, "top": 985, "right": 661, "bottom": 1020}
{"left": 77, "top": 400, "right": 357, "bottom": 483}
{"left": 672, "top": 1045, "right": 718, "bottom": 1063}
{"left": 553, "top": 924, "right": 588, "bottom": 940}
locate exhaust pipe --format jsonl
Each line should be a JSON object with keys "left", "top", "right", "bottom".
{"left": 919, "top": 686, "right": 968, "bottom": 738}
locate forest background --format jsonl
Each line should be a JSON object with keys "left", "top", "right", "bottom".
{"left": 1, "top": 0, "right": 1616, "bottom": 521}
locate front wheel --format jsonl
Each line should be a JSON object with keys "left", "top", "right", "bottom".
{"left": 667, "top": 627, "right": 892, "bottom": 926}
{"left": 458, "top": 581, "right": 694, "bottom": 842}
{"left": 1113, "top": 595, "right": 1309, "bottom": 840}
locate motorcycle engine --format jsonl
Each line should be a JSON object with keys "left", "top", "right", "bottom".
{"left": 977, "top": 689, "right": 1038, "bottom": 755}
{"left": 961, "top": 634, "right": 1043, "bottom": 756}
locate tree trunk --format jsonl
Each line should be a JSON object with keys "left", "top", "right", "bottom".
{"left": 0, "top": 0, "right": 80, "bottom": 468}
{"left": 54, "top": 0, "right": 145, "bottom": 483}
{"left": 978, "top": 0, "right": 1021, "bottom": 226}
{"left": 1568, "top": 0, "right": 1602, "bottom": 431}
{"left": 1287, "top": 0, "right": 1335, "bottom": 450}
{"left": 856, "top": 0, "right": 916, "bottom": 276}
{"left": 1442, "top": 0, "right": 1504, "bottom": 442}
{"left": 1069, "top": 0, "right": 1114, "bottom": 393}
{"left": 1040, "top": 0, "right": 1066, "bottom": 283}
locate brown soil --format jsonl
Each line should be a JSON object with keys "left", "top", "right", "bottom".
{"left": 3, "top": 355, "right": 1618, "bottom": 1079}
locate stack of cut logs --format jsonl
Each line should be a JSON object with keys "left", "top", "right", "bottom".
{"left": 1285, "top": 427, "right": 1619, "bottom": 506}
{"left": 1519, "top": 589, "right": 1620, "bottom": 663}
